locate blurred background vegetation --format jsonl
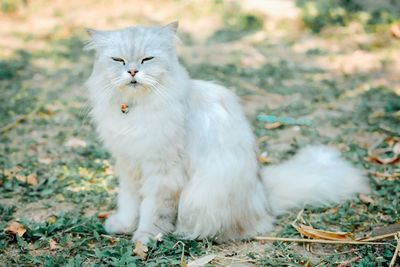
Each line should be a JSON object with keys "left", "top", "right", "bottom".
{"left": 298, "top": 0, "right": 400, "bottom": 33}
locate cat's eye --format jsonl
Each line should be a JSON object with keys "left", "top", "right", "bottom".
{"left": 141, "top": 57, "right": 154, "bottom": 64}
{"left": 111, "top": 57, "right": 126, "bottom": 65}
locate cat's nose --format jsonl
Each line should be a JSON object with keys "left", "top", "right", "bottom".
{"left": 127, "top": 69, "right": 138, "bottom": 77}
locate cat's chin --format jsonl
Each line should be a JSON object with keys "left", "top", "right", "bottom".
{"left": 117, "top": 82, "right": 139, "bottom": 92}
{"left": 126, "top": 81, "right": 139, "bottom": 88}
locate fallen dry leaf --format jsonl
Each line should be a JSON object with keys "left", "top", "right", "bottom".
{"left": 65, "top": 137, "right": 87, "bottom": 148}
{"left": 104, "top": 166, "right": 114, "bottom": 175}
{"left": 366, "top": 138, "right": 400, "bottom": 165}
{"left": 15, "top": 175, "right": 26, "bottom": 183}
{"left": 38, "top": 156, "right": 52, "bottom": 164}
{"left": 133, "top": 240, "right": 148, "bottom": 260}
{"left": 3, "top": 166, "right": 23, "bottom": 179}
{"left": 108, "top": 237, "right": 117, "bottom": 245}
{"left": 26, "top": 173, "right": 38, "bottom": 185}
{"left": 365, "top": 155, "right": 399, "bottom": 165}
{"left": 5, "top": 221, "right": 26, "bottom": 237}
{"left": 385, "top": 137, "right": 400, "bottom": 147}
{"left": 97, "top": 212, "right": 110, "bottom": 219}
{"left": 49, "top": 239, "right": 59, "bottom": 250}
{"left": 370, "top": 171, "right": 400, "bottom": 181}
{"left": 390, "top": 23, "right": 400, "bottom": 39}
{"left": 258, "top": 151, "right": 271, "bottom": 164}
{"left": 359, "top": 193, "right": 375, "bottom": 205}
{"left": 14, "top": 173, "right": 38, "bottom": 185}
{"left": 292, "top": 223, "right": 355, "bottom": 241}
{"left": 264, "top": 122, "right": 283, "bottom": 130}
{"left": 187, "top": 254, "right": 216, "bottom": 267}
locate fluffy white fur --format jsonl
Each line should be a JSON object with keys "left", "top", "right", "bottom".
{"left": 262, "top": 146, "right": 370, "bottom": 216}
{"left": 85, "top": 22, "right": 369, "bottom": 244}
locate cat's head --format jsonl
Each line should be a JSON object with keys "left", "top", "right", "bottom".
{"left": 86, "top": 22, "right": 179, "bottom": 92}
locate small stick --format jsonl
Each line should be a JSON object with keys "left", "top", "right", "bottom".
{"left": 389, "top": 234, "right": 400, "bottom": 267}
{"left": 359, "top": 232, "right": 400, "bottom": 242}
{"left": 215, "top": 255, "right": 255, "bottom": 263}
{"left": 254, "top": 236, "right": 391, "bottom": 246}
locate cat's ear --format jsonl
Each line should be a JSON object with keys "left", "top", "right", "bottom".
{"left": 163, "top": 21, "right": 179, "bottom": 33}
{"left": 86, "top": 28, "right": 101, "bottom": 37}
{"left": 84, "top": 28, "right": 108, "bottom": 51}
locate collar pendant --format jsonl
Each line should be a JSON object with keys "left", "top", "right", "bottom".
{"left": 120, "top": 103, "right": 129, "bottom": 114}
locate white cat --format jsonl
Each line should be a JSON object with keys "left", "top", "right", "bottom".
{"left": 85, "top": 22, "right": 369, "bottom": 244}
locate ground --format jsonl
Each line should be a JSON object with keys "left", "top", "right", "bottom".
{"left": 0, "top": 0, "right": 399, "bottom": 266}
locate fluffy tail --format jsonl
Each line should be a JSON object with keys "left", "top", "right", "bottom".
{"left": 261, "top": 145, "right": 370, "bottom": 215}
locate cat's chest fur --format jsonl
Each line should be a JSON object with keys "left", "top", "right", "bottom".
{"left": 91, "top": 94, "right": 186, "bottom": 163}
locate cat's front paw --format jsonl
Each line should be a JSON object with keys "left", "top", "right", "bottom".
{"left": 132, "top": 231, "right": 154, "bottom": 245}
{"left": 104, "top": 213, "right": 136, "bottom": 234}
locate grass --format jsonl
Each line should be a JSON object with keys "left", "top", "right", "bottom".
{"left": 1, "top": 1, "right": 400, "bottom": 266}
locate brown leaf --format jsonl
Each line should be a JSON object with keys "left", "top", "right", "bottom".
{"left": 14, "top": 173, "right": 38, "bottom": 185}
{"left": 258, "top": 151, "right": 271, "bottom": 164}
{"left": 366, "top": 138, "right": 400, "bottom": 165}
{"left": 4, "top": 166, "right": 23, "bottom": 179}
{"left": 38, "top": 156, "right": 52, "bottom": 164}
{"left": 26, "top": 174, "right": 38, "bottom": 185}
{"left": 385, "top": 137, "right": 399, "bottom": 147}
{"left": 390, "top": 23, "right": 400, "bottom": 39}
{"left": 370, "top": 171, "right": 400, "bottom": 181}
{"left": 359, "top": 193, "right": 375, "bottom": 205}
{"left": 292, "top": 223, "right": 355, "bottom": 241}
{"left": 108, "top": 237, "right": 117, "bottom": 245}
{"left": 5, "top": 221, "right": 26, "bottom": 237}
{"left": 49, "top": 239, "right": 59, "bottom": 250}
{"left": 104, "top": 166, "right": 114, "bottom": 175}
{"left": 264, "top": 122, "right": 283, "bottom": 130}
{"left": 65, "top": 137, "right": 86, "bottom": 148}
{"left": 133, "top": 240, "right": 148, "bottom": 260}
{"left": 365, "top": 155, "right": 399, "bottom": 165}
{"left": 97, "top": 212, "right": 110, "bottom": 219}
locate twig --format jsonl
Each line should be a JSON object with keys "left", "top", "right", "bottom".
{"left": 59, "top": 223, "right": 86, "bottom": 234}
{"left": 359, "top": 232, "right": 400, "bottom": 242}
{"left": 337, "top": 256, "right": 361, "bottom": 267}
{"left": 369, "top": 171, "right": 400, "bottom": 179}
{"left": 215, "top": 255, "right": 255, "bottom": 263}
{"left": 389, "top": 234, "right": 400, "bottom": 267}
{"left": 254, "top": 236, "right": 392, "bottom": 246}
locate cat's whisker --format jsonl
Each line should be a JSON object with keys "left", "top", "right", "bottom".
{"left": 140, "top": 76, "right": 176, "bottom": 106}
{"left": 150, "top": 81, "right": 184, "bottom": 117}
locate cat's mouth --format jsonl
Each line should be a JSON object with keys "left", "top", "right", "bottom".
{"left": 127, "top": 80, "right": 138, "bottom": 87}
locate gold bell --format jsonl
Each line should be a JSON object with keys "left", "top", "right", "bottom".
{"left": 120, "top": 103, "right": 129, "bottom": 114}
